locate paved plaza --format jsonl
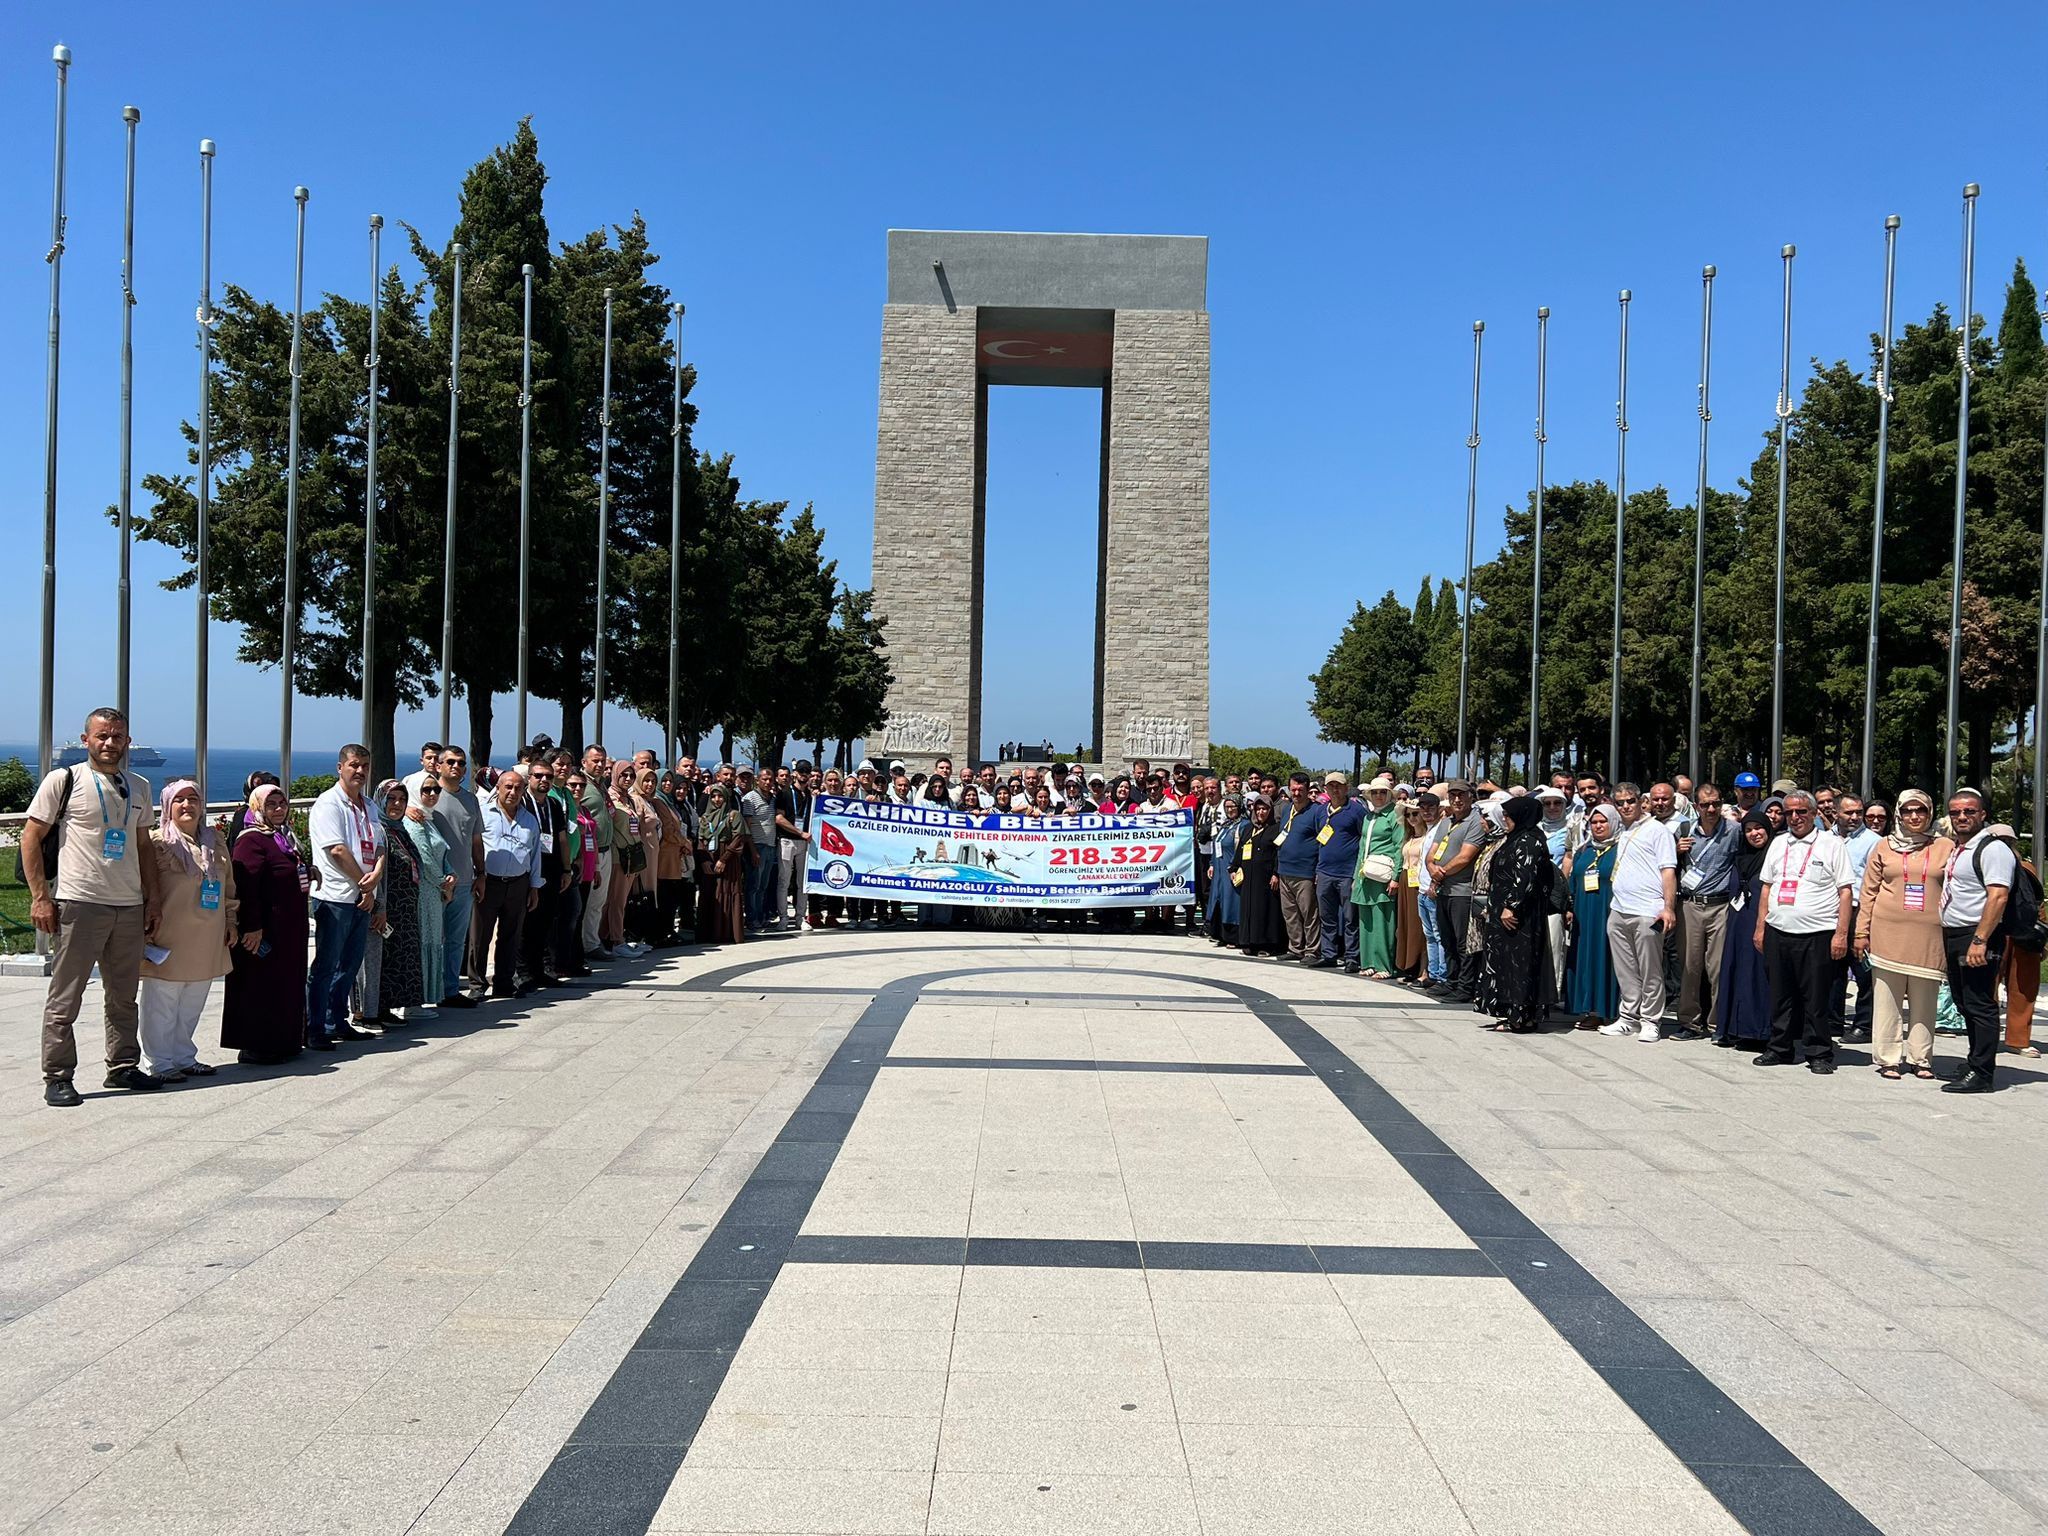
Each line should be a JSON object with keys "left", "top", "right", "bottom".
{"left": 2, "top": 928, "right": 2045, "bottom": 1535}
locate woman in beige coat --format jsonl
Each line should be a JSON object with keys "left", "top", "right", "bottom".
{"left": 141, "top": 779, "right": 238, "bottom": 1080}
{"left": 1854, "top": 788, "right": 1953, "bottom": 1080}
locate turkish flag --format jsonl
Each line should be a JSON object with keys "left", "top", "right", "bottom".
{"left": 819, "top": 822, "right": 855, "bottom": 856}
{"left": 977, "top": 331, "right": 1112, "bottom": 370}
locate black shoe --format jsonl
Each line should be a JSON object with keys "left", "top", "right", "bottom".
{"left": 1941, "top": 1070, "right": 1996, "bottom": 1094}
{"left": 104, "top": 1066, "right": 164, "bottom": 1091}
{"left": 440, "top": 993, "right": 478, "bottom": 1009}
{"left": 1341, "top": 963, "right": 1360, "bottom": 975}
{"left": 44, "top": 1079, "right": 82, "bottom": 1108}
{"left": 1753, "top": 1052, "right": 1795, "bottom": 1067}
{"left": 513, "top": 983, "right": 532, "bottom": 998}
{"left": 331, "top": 1023, "right": 374, "bottom": 1042}
{"left": 1807, "top": 1059, "right": 1836, "bottom": 1075}
{"left": 305, "top": 1033, "right": 337, "bottom": 1051}
{"left": 489, "top": 987, "right": 517, "bottom": 999}
{"left": 1840, "top": 1027, "right": 1870, "bottom": 1044}
{"left": 1302, "top": 957, "right": 1335, "bottom": 970}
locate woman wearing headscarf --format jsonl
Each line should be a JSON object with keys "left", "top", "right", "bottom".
{"left": 1476, "top": 795, "right": 1556, "bottom": 1032}
{"left": 1712, "top": 808, "right": 1776, "bottom": 1047}
{"left": 373, "top": 779, "right": 428, "bottom": 1018}
{"left": 1563, "top": 803, "right": 1622, "bottom": 1029}
{"left": 1236, "top": 796, "right": 1287, "bottom": 957}
{"left": 140, "top": 779, "right": 237, "bottom": 1079}
{"left": 1206, "top": 794, "right": 1245, "bottom": 947}
{"left": 632, "top": 764, "right": 672, "bottom": 945}
{"left": 1350, "top": 777, "right": 1406, "bottom": 980}
{"left": 1461, "top": 798, "right": 1507, "bottom": 986}
{"left": 695, "top": 783, "right": 751, "bottom": 945}
{"left": 225, "top": 783, "right": 309, "bottom": 1065}
{"left": 1760, "top": 795, "right": 1787, "bottom": 836}
{"left": 403, "top": 777, "right": 455, "bottom": 1009}
{"left": 605, "top": 761, "right": 647, "bottom": 954}
{"left": 1853, "top": 788, "right": 1952, "bottom": 1078}
{"left": 1392, "top": 802, "right": 1429, "bottom": 981}
{"left": 654, "top": 770, "right": 694, "bottom": 946}
{"left": 1993, "top": 825, "right": 2043, "bottom": 1060}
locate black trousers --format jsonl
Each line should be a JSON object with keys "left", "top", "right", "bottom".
{"left": 1440, "top": 890, "right": 1477, "bottom": 990}
{"left": 475, "top": 876, "right": 529, "bottom": 994}
{"left": 1764, "top": 927, "right": 1841, "bottom": 1062}
{"left": 1943, "top": 925, "right": 2005, "bottom": 1079}
{"left": 657, "top": 876, "right": 690, "bottom": 941}
{"left": 521, "top": 875, "right": 561, "bottom": 980}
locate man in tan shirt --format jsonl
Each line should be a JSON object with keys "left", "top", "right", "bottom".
{"left": 21, "top": 707, "right": 164, "bottom": 1106}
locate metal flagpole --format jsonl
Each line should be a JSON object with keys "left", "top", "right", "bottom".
{"left": 1454, "top": 321, "right": 1484, "bottom": 779}
{"left": 594, "top": 288, "right": 614, "bottom": 748}
{"left": 280, "top": 187, "right": 309, "bottom": 788}
{"left": 194, "top": 139, "right": 217, "bottom": 809}
{"left": 361, "top": 214, "right": 383, "bottom": 764}
{"left": 1609, "top": 290, "right": 1631, "bottom": 780}
{"left": 666, "top": 302, "right": 685, "bottom": 767}
{"left": 437, "top": 243, "right": 464, "bottom": 748}
{"left": 1943, "top": 185, "right": 1980, "bottom": 795}
{"left": 117, "top": 105, "right": 139, "bottom": 721}
{"left": 1689, "top": 267, "right": 1715, "bottom": 788}
{"left": 2033, "top": 275, "right": 2048, "bottom": 851}
{"left": 1528, "top": 307, "right": 1548, "bottom": 778}
{"left": 1769, "top": 247, "right": 1795, "bottom": 787}
{"left": 1861, "top": 217, "right": 1901, "bottom": 799}
{"left": 515, "top": 263, "right": 535, "bottom": 750}
{"left": 39, "top": 44, "right": 71, "bottom": 783}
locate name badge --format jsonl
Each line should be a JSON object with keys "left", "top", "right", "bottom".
{"left": 1903, "top": 879, "right": 1926, "bottom": 912}
{"left": 1583, "top": 870, "right": 1600, "bottom": 892}
{"left": 1274, "top": 832, "right": 1287, "bottom": 847}
{"left": 199, "top": 878, "right": 222, "bottom": 910}
{"left": 1679, "top": 865, "right": 1704, "bottom": 894}
{"left": 1239, "top": 842, "right": 1253, "bottom": 862}
{"left": 1316, "top": 825, "right": 1333, "bottom": 846}
{"left": 1776, "top": 879, "right": 1801, "bottom": 906}
{"left": 540, "top": 833, "right": 554, "bottom": 855}
{"left": 102, "top": 828, "right": 127, "bottom": 861}
{"left": 360, "top": 839, "right": 377, "bottom": 866}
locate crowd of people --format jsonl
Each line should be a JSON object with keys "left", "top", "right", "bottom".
{"left": 22, "top": 705, "right": 2040, "bottom": 1105}
{"left": 1202, "top": 765, "right": 2039, "bottom": 1095}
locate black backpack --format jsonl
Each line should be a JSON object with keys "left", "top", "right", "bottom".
{"left": 12, "top": 767, "right": 73, "bottom": 884}
{"left": 1974, "top": 836, "right": 2047, "bottom": 952}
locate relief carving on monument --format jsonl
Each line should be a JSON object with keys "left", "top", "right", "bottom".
{"left": 880, "top": 712, "right": 955, "bottom": 755}
{"left": 1122, "top": 715, "right": 1194, "bottom": 762}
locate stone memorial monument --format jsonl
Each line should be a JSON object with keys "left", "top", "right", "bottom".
{"left": 871, "top": 230, "right": 1210, "bottom": 770}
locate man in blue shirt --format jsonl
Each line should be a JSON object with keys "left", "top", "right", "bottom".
{"left": 474, "top": 768, "right": 543, "bottom": 998}
{"left": 1274, "top": 773, "right": 1324, "bottom": 961}
{"left": 1309, "top": 772, "right": 1368, "bottom": 972}
{"left": 1674, "top": 781, "right": 1739, "bottom": 1038}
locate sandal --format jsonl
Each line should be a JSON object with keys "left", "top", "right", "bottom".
{"left": 1877, "top": 1066, "right": 1902, "bottom": 1080}
{"left": 1913, "top": 1066, "right": 1936, "bottom": 1079}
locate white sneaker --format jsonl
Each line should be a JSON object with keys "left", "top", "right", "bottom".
{"left": 1638, "top": 1024, "right": 1662, "bottom": 1043}
{"left": 1598, "top": 1021, "right": 1635, "bottom": 1037}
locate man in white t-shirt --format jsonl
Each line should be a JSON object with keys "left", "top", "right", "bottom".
{"left": 1601, "top": 782, "right": 1679, "bottom": 1043}
{"left": 1753, "top": 789, "right": 1854, "bottom": 1074}
{"left": 305, "top": 744, "right": 385, "bottom": 1049}
{"left": 1937, "top": 789, "right": 2013, "bottom": 1093}
{"left": 21, "top": 706, "right": 164, "bottom": 1105}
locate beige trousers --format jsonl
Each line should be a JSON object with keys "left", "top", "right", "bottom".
{"left": 1869, "top": 965, "right": 1939, "bottom": 1070}
{"left": 42, "top": 900, "right": 145, "bottom": 1081}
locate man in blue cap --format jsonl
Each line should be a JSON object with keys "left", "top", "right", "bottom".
{"left": 1729, "top": 772, "right": 1763, "bottom": 827}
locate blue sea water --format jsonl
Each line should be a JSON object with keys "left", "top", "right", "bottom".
{"left": 0, "top": 743, "right": 346, "bottom": 800}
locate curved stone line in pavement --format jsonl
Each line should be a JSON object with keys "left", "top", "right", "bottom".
{"left": 507, "top": 944, "right": 1880, "bottom": 1536}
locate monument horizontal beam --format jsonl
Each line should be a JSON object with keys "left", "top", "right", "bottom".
{"left": 888, "top": 229, "right": 1207, "bottom": 312}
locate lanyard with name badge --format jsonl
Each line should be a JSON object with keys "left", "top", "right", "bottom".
{"left": 91, "top": 772, "right": 129, "bottom": 861}
{"left": 1774, "top": 838, "right": 1816, "bottom": 908}
{"left": 1902, "top": 847, "right": 1930, "bottom": 912}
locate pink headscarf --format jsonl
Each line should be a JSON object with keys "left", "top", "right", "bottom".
{"left": 157, "top": 779, "right": 222, "bottom": 877}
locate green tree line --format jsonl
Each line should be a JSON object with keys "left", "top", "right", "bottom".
{"left": 130, "top": 121, "right": 890, "bottom": 777}
{"left": 1313, "top": 260, "right": 2048, "bottom": 809}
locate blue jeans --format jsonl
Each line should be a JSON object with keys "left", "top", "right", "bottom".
{"left": 1316, "top": 872, "right": 1360, "bottom": 966}
{"left": 308, "top": 900, "right": 369, "bottom": 1039}
{"left": 1419, "top": 891, "right": 1446, "bottom": 981}
{"left": 747, "top": 842, "right": 779, "bottom": 926}
{"left": 442, "top": 877, "right": 474, "bottom": 996}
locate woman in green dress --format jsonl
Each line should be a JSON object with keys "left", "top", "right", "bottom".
{"left": 1563, "top": 802, "right": 1621, "bottom": 1029}
{"left": 1350, "top": 777, "right": 1406, "bottom": 978}
{"left": 404, "top": 779, "right": 455, "bottom": 1009}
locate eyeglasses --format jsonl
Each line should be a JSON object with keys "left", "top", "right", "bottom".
{"left": 1901, "top": 806, "right": 1930, "bottom": 817}
{"left": 420, "top": 785, "right": 442, "bottom": 796}
{"left": 1787, "top": 807, "right": 1815, "bottom": 817}
{"left": 1613, "top": 796, "right": 1639, "bottom": 806}
{"left": 1950, "top": 806, "right": 1984, "bottom": 818}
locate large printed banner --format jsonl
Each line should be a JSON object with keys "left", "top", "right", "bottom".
{"left": 805, "top": 795, "right": 1195, "bottom": 909}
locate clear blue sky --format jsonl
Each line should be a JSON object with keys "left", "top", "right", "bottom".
{"left": 3, "top": 3, "right": 2041, "bottom": 766}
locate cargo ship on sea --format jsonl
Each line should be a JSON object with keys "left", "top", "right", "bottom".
{"left": 53, "top": 740, "right": 165, "bottom": 768}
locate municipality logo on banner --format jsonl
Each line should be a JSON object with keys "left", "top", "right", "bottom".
{"left": 804, "top": 796, "right": 1195, "bottom": 910}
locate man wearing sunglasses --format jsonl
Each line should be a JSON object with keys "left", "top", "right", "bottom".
{"left": 1753, "top": 790, "right": 1855, "bottom": 1074}
{"left": 1938, "top": 788, "right": 2011, "bottom": 1094}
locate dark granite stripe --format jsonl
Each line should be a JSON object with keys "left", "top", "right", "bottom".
{"left": 882, "top": 1055, "right": 1312, "bottom": 1075}
{"left": 515, "top": 951, "right": 1877, "bottom": 1536}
